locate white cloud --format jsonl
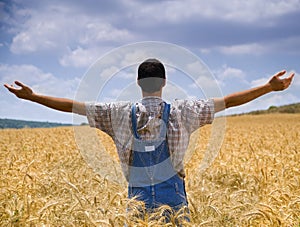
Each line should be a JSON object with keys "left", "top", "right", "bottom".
{"left": 6, "top": 0, "right": 300, "bottom": 61}
{"left": 59, "top": 46, "right": 104, "bottom": 68}
{"left": 0, "top": 64, "right": 80, "bottom": 98}
{"left": 60, "top": 43, "right": 152, "bottom": 69}
{"left": 164, "top": 82, "right": 189, "bottom": 101}
{"left": 250, "top": 70, "right": 299, "bottom": 88}
{"left": 10, "top": 8, "right": 66, "bottom": 54}
{"left": 0, "top": 64, "right": 52, "bottom": 84}
{"left": 186, "top": 61, "right": 209, "bottom": 76}
{"left": 2, "top": 1, "right": 299, "bottom": 110}
{"left": 109, "top": 88, "right": 123, "bottom": 97}
{"left": 120, "top": 50, "right": 150, "bottom": 67}
{"left": 134, "top": 0, "right": 300, "bottom": 24}
{"left": 9, "top": 4, "right": 134, "bottom": 55}
{"left": 0, "top": 63, "right": 82, "bottom": 122}
{"left": 284, "top": 70, "right": 300, "bottom": 97}
{"left": 105, "top": 82, "right": 140, "bottom": 102}
{"left": 79, "top": 22, "right": 133, "bottom": 45}
{"left": 190, "top": 75, "right": 221, "bottom": 91}
{"left": 222, "top": 69, "right": 300, "bottom": 115}
{"left": 118, "top": 69, "right": 136, "bottom": 80}
{"left": 100, "top": 66, "right": 121, "bottom": 80}
{"left": 218, "top": 43, "right": 266, "bottom": 55}
{"left": 212, "top": 65, "right": 250, "bottom": 96}
{"left": 178, "top": 60, "right": 223, "bottom": 97}
{"left": 213, "top": 35, "right": 300, "bottom": 56}
{"left": 250, "top": 77, "right": 269, "bottom": 88}
{"left": 293, "top": 71, "right": 300, "bottom": 86}
{"left": 225, "top": 91, "right": 299, "bottom": 115}
{"left": 216, "top": 65, "right": 246, "bottom": 80}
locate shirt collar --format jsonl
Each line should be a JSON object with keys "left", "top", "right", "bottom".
{"left": 139, "top": 96, "right": 164, "bottom": 113}
{"left": 141, "top": 96, "right": 163, "bottom": 106}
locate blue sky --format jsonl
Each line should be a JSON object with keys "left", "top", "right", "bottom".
{"left": 1, "top": 0, "right": 300, "bottom": 123}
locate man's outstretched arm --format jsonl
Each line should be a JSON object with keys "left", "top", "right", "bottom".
{"left": 213, "top": 70, "right": 295, "bottom": 113}
{"left": 4, "top": 81, "right": 86, "bottom": 115}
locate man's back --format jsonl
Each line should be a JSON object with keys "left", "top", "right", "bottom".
{"left": 85, "top": 96, "right": 214, "bottom": 178}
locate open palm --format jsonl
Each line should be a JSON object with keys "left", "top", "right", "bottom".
{"left": 4, "top": 81, "right": 34, "bottom": 100}
{"left": 268, "top": 71, "right": 294, "bottom": 91}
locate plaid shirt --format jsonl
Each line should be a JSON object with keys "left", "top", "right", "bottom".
{"left": 85, "top": 97, "right": 214, "bottom": 178}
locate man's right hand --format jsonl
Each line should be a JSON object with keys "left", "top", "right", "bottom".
{"left": 213, "top": 70, "right": 295, "bottom": 113}
{"left": 4, "top": 81, "right": 34, "bottom": 100}
{"left": 268, "top": 70, "right": 294, "bottom": 91}
{"left": 4, "top": 81, "right": 86, "bottom": 115}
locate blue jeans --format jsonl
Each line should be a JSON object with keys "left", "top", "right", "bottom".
{"left": 127, "top": 103, "right": 190, "bottom": 225}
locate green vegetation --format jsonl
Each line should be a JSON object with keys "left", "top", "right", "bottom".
{"left": 1, "top": 103, "right": 299, "bottom": 128}
{"left": 250, "top": 102, "right": 300, "bottom": 115}
{"left": 232, "top": 102, "right": 300, "bottom": 116}
{"left": 0, "top": 118, "right": 72, "bottom": 129}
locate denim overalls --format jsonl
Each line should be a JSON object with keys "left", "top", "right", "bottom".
{"left": 128, "top": 102, "right": 189, "bottom": 215}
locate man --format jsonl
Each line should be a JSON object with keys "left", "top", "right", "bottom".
{"left": 4, "top": 59, "right": 294, "bottom": 222}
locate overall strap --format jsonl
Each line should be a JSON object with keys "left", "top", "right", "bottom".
{"left": 159, "top": 103, "right": 170, "bottom": 138}
{"left": 131, "top": 102, "right": 170, "bottom": 139}
{"left": 161, "top": 103, "right": 171, "bottom": 124}
{"left": 131, "top": 104, "right": 140, "bottom": 139}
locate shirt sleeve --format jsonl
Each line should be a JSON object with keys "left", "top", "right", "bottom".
{"left": 85, "top": 101, "right": 133, "bottom": 139}
{"left": 175, "top": 98, "right": 215, "bottom": 134}
{"left": 85, "top": 102, "right": 115, "bottom": 137}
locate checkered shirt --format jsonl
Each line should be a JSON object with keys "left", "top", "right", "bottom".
{"left": 85, "top": 97, "right": 214, "bottom": 178}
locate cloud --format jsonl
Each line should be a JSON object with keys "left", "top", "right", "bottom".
{"left": 223, "top": 70, "right": 300, "bottom": 115}
{"left": 79, "top": 22, "right": 133, "bottom": 45}
{"left": 211, "top": 35, "right": 300, "bottom": 55}
{"left": 59, "top": 46, "right": 106, "bottom": 68}
{"left": 3, "top": 0, "right": 299, "bottom": 61}
{"left": 210, "top": 65, "right": 274, "bottom": 98}
{"left": 250, "top": 77, "right": 270, "bottom": 88}
{"left": 0, "top": 64, "right": 52, "bottom": 84}
{"left": 1, "top": 0, "right": 299, "bottom": 123}
{"left": 250, "top": 70, "right": 299, "bottom": 87}
{"left": 130, "top": 0, "right": 300, "bottom": 24}
{"left": 293, "top": 71, "right": 300, "bottom": 86}
{"left": 213, "top": 65, "right": 249, "bottom": 92}
{"left": 102, "top": 81, "right": 140, "bottom": 102}
{"left": 217, "top": 43, "right": 266, "bottom": 55}
{"left": 189, "top": 75, "right": 222, "bottom": 97}
{"left": 284, "top": 70, "right": 300, "bottom": 96}
{"left": 216, "top": 65, "right": 246, "bottom": 80}
{"left": 120, "top": 49, "right": 154, "bottom": 68}
{"left": 164, "top": 82, "right": 190, "bottom": 101}
{"left": 9, "top": 7, "right": 68, "bottom": 54}
{"left": 186, "top": 61, "right": 210, "bottom": 76}
{"left": 0, "top": 64, "right": 80, "bottom": 98}
{"left": 224, "top": 91, "right": 299, "bottom": 115}
{"left": 8, "top": 3, "right": 134, "bottom": 55}
{"left": 0, "top": 63, "right": 81, "bottom": 122}
{"left": 99, "top": 78, "right": 193, "bottom": 103}
{"left": 99, "top": 66, "right": 122, "bottom": 80}
{"left": 117, "top": 69, "right": 136, "bottom": 80}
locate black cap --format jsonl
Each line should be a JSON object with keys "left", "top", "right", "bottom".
{"left": 137, "top": 58, "right": 166, "bottom": 80}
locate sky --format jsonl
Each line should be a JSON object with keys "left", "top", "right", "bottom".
{"left": 1, "top": 0, "right": 300, "bottom": 123}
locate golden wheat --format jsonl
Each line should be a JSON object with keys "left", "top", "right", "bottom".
{"left": 0, "top": 114, "right": 299, "bottom": 226}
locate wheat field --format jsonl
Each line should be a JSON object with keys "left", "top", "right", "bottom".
{"left": 0, "top": 114, "right": 299, "bottom": 226}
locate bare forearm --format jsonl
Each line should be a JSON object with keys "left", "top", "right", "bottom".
{"left": 211, "top": 70, "right": 294, "bottom": 113}
{"left": 4, "top": 81, "right": 86, "bottom": 115}
{"left": 29, "top": 94, "right": 86, "bottom": 115}
{"left": 224, "top": 83, "right": 272, "bottom": 108}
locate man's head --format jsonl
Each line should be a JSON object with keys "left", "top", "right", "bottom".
{"left": 137, "top": 58, "right": 166, "bottom": 93}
